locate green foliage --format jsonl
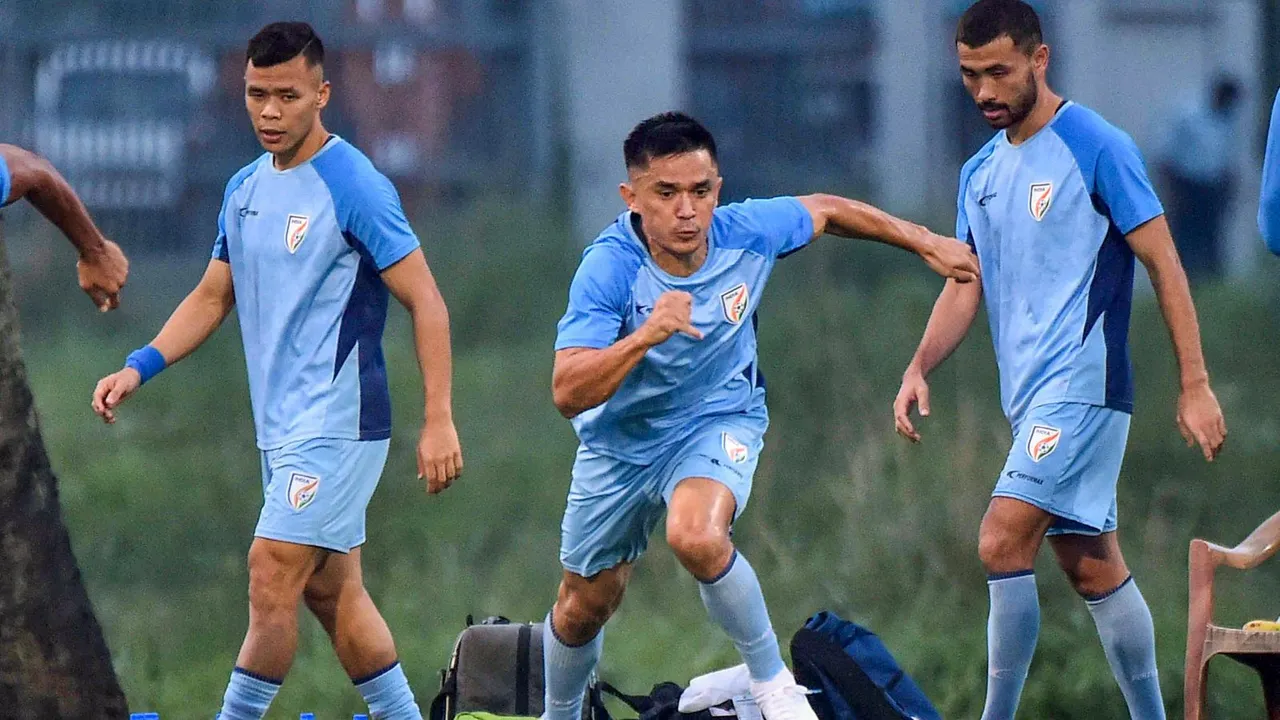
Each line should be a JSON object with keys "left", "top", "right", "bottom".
{"left": 10, "top": 205, "right": 1280, "bottom": 718}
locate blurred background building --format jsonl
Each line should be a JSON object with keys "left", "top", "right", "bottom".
{"left": 0, "top": 0, "right": 1272, "bottom": 278}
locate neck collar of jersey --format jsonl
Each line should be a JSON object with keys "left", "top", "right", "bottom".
{"left": 1001, "top": 100, "right": 1073, "bottom": 149}
{"left": 269, "top": 134, "right": 342, "bottom": 175}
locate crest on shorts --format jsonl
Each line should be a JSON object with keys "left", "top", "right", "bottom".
{"left": 1028, "top": 182, "right": 1053, "bottom": 222}
{"left": 720, "top": 283, "right": 749, "bottom": 325}
{"left": 722, "top": 433, "right": 749, "bottom": 464}
{"left": 1026, "top": 425, "right": 1062, "bottom": 463}
{"left": 287, "top": 471, "right": 320, "bottom": 511}
{"left": 285, "top": 214, "right": 310, "bottom": 253}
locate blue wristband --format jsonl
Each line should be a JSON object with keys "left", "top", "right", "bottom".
{"left": 125, "top": 345, "right": 167, "bottom": 385}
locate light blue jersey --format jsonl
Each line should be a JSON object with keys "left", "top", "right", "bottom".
{"left": 0, "top": 154, "right": 10, "bottom": 205}
{"left": 1259, "top": 89, "right": 1280, "bottom": 255}
{"left": 555, "top": 197, "right": 814, "bottom": 464}
{"left": 213, "top": 136, "right": 420, "bottom": 450}
{"left": 958, "top": 102, "right": 1164, "bottom": 426}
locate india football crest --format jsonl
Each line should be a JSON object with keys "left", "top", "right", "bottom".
{"left": 285, "top": 214, "right": 310, "bottom": 253}
{"left": 1029, "top": 182, "right": 1053, "bottom": 222}
{"left": 720, "top": 283, "right": 749, "bottom": 325}
{"left": 287, "top": 471, "right": 320, "bottom": 511}
{"left": 1026, "top": 425, "right": 1062, "bottom": 463}
{"left": 722, "top": 433, "right": 749, "bottom": 464}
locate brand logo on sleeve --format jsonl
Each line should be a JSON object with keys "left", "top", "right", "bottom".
{"left": 1029, "top": 182, "right": 1053, "bottom": 222}
{"left": 720, "top": 283, "right": 749, "bottom": 325}
{"left": 287, "top": 472, "right": 320, "bottom": 511}
{"left": 722, "top": 433, "right": 750, "bottom": 464}
{"left": 1026, "top": 425, "right": 1062, "bottom": 463}
{"left": 285, "top": 214, "right": 310, "bottom": 253}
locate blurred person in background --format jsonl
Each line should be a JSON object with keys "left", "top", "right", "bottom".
{"left": 88, "top": 22, "right": 460, "bottom": 720}
{"left": 894, "top": 2, "right": 1225, "bottom": 718}
{"left": 1257, "top": 86, "right": 1280, "bottom": 255}
{"left": 542, "top": 111, "right": 978, "bottom": 720}
{"left": 1157, "top": 73, "right": 1243, "bottom": 282}
{"left": 0, "top": 144, "right": 129, "bottom": 308}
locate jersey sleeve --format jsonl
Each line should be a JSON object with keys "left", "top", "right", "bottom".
{"left": 211, "top": 206, "right": 229, "bottom": 262}
{"left": 720, "top": 197, "right": 816, "bottom": 258}
{"left": 1095, "top": 131, "right": 1165, "bottom": 235}
{"left": 341, "top": 171, "right": 421, "bottom": 270}
{"left": 1259, "top": 90, "right": 1280, "bottom": 256}
{"left": 0, "top": 153, "right": 11, "bottom": 208}
{"left": 956, "top": 180, "right": 972, "bottom": 247}
{"left": 554, "top": 245, "right": 635, "bottom": 351}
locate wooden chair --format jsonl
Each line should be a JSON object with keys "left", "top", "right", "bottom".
{"left": 1185, "top": 510, "right": 1280, "bottom": 719}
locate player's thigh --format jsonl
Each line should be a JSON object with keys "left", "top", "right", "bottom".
{"left": 246, "top": 537, "right": 326, "bottom": 609}
{"left": 559, "top": 446, "right": 666, "bottom": 579}
{"left": 305, "top": 547, "right": 364, "bottom": 606}
{"left": 659, "top": 414, "right": 765, "bottom": 522}
{"left": 994, "top": 403, "right": 1128, "bottom": 538}
{"left": 257, "top": 438, "right": 390, "bottom": 553}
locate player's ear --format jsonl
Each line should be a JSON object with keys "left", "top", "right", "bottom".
{"left": 1032, "top": 43, "right": 1050, "bottom": 75}
{"left": 619, "top": 181, "right": 637, "bottom": 211}
{"left": 316, "top": 80, "right": 331, "bottom": 111}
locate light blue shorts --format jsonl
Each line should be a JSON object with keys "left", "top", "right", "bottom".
{"left": 994, "top": 402, "right": 1130, "bottom": 536}
{"left": 256, "top": 437, "right": 390, "bottom": 553}
{"left": 559, "top": 415, "right": 765, "bottom": 577}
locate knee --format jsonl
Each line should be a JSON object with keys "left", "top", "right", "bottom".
{"left": 554, "top": 584, "right": 621, "bottom": 644}
{"left": 246, "top": 547, "right": 305, "bottom": 624}
{"left": 666, "top": 521, "right": 732, "bottom": 581}
{"left": 978, "top": 527, "right": 1033, "bottom": 574}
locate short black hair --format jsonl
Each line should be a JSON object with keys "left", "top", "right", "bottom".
{"left": 623, "top": 112, "right": 718, "bottom": 171}
{"left": 246, "top": 22, "right": 324, "bottom": 69}
{"left": 956, "top": 0, "right": 1043, "bottom": 55}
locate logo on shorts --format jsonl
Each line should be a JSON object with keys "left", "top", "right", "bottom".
{"left": 285, "top": 214, "right": 310, "bottom": 254}
{"left": 720, "top": 283, "right": 749, "bottom": 325}
{"left": 1026, "top": 425, "right": 1062, "bottom": 463}
{"left": 1029, "top": 182, "right": 1053, "bottom": 222}
{"left": 287, "top": 471, "right": 320, "bottom": 511}
{"left": 722, "top": 433, "right": 749, "bottom": 464}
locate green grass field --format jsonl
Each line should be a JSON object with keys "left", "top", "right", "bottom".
{"left": 8, "top": 205, "right": 1280, "bottom": 718}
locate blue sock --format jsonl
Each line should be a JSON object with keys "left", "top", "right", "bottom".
{"left": 542, "top": 611, "right": 603, "bottom": 720}
{"left": 354, "top": 661, "right": 423, "bottom": 720}
{"left": 982, "top": 571, "right": 1039, "bottom": 720}
{"left": 218, "top": 667, "right": 281, "bottom": 720}
{"left": 1085, "top": 577, "right": 1165, "bottom": 720}
{"left": 698, "top": 551, "right": 786, "bottom": 682}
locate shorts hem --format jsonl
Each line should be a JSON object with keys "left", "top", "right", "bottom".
{"left": 990, "top": 490, "right": 1109, "bottom": 536}
{"left": 560, "top": 550, "right": 641, "bottom": 579}
{"left": 254, "top": 529, "right": 358, "bottom": 554}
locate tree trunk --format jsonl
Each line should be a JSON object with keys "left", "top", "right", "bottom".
{"left": 0, "top": 217, "right": 129, "bottom": 718}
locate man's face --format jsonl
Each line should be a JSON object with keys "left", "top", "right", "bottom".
{"left": 958, "top": 35, "right": 1045, "bottom": 130}
{"left": 619, "top": 150, "right": 723, "bottom": 260}
{"left": 244, "top": 54, "right": 329, "bottom": 157}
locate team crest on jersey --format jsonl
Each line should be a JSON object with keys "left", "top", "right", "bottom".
{"left": 722, "top": 433, "right": 749, "bottom": 464}
{"left": 1028, "top": 182, "right": 1053, "bottom": 222}
{"left": 285, "top": 214, "right": 310, "bottom": 254}
{"left": 287, "top": 472, "right": 320, "bottom": 511}
{"left": 720, "top": 283, "right": 749, "bottom": 325}
{"left": 1026, "top": 425, "right": 1062, "bottom": 463}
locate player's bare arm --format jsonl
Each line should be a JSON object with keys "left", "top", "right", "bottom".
{"left": 796, "top": 193, "right": 980, "bottom": 283}
{"left": 0, "top": 143, "right": 128, "bottom": 311}
{"left": 91, "top": 260, "right": 235, "bottom": 423}
{"left": 894, "top": 278, "right": 983, "bottom": 442}
{"left": 552, "top": 290, "right": 702, "bottom": 419}
{"left": 1126, "top": 215, "right": 1227, "bottom": 461}
{"left": 382, "top": 249, "right": 463, "bottom": 494}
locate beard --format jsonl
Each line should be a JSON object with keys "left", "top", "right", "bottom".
{"left": 977, "top": 71, "right": 1039, "bottom": 130}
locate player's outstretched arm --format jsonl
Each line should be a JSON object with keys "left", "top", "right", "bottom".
{"left": 796, "top": 194, "right": 979, "bottom": 283}
{"left": 0, "top": 144, "right": 128, "bottom": 311}
{"left": 1127, "top": 216, "right": 1226, "bottom": 461}
{"left": 90, "top": 260, "right": 234, "bottom": 424}
{"left": 382, "top": 249, "right": 462, "bottom": 495}
{"left": 893, "top": 279, "right": 982, "bottom": 443}
{"left": 552, "top": 290, "right": 701, "bottom": 419}
{"left": 1259, "top": 90, "right": 1280, "bottom": 255}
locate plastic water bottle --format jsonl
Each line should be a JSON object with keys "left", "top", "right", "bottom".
{"left": 354, "top": 715, "right": 370, "bottom": 720}
{"left": 300, "top": 714, "right": 316, "bottom": 720}
{"left": 130, "top": 714, "right": 160, "bottom": 720}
